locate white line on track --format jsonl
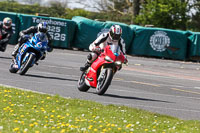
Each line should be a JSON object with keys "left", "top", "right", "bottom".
{"left": 121, "top": 71, "right": 195, "bottom": 82}
{"left": 194, "top": 87, "right": 200, "bottom": 90}
{"left": 112, "top": 88, "right": 200, "bottom": 100}
{"left": 101, "top": 101, "right": 200, "bottom": 113}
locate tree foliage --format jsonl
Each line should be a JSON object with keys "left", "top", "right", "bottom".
{"left": 135, "top": 0, "right": 189, "bottom": 30}
{"left": 0, "top": 0, "right": 200, "bottom": 31}
{"left": 187, "top": 0, "right": 200, "bottom": 31}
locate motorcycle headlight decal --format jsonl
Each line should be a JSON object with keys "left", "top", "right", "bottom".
{"left": 36, "top": 43, "right": 42, "bottom": 48}
{"left": 104, "top": 56, "right": 113, "bottom": 62}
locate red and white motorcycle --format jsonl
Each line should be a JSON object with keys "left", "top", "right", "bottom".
{"left": 78, "top": 44, "right": 127, "bottom": 95}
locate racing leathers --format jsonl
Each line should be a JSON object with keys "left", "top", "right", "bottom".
{"left": 80, "top": 32, "right": 127, "bottom": 71}
{"left": 12, "top": 26, "right": 53, "bottom": 57}
{"left": 0, "top": 22, "right": 13, "bottom": 52}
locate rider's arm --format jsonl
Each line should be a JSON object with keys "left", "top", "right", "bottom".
{"left": 19, "top": 26, "right": 37, "bottom": 37}
{"left": 119, "top": 38, "right": 128, "bottom": 63}
{"left": 119, "top": 38, "right": 126, "bottom": 55}
{"left": 89, "top": 33, "right": 108, "bottom": 51}
{"left": 0, "top": 28, "right": 13, "bottom": 44}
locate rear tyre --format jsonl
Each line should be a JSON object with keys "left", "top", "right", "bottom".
{"left": 77, "top": 72, "right": 90, "bottom": 92}
{"left": 19, "top": 53, "right": 35, "bottom": 75}
{"left": 96, "top": 68, "right": 113, "bottom": 95}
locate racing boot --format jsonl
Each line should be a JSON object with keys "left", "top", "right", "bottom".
{"left": 80, "top": 62, "right": 91, "bottom": 71}
{"left": 0, "top": 43, "right": 7, "bottom": 52}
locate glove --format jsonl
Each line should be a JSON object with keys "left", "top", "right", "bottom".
{"left": 95, "top": 46, "right": 101, "bottom": 52}
{"left": 20, "top": 35, "right": 30, "bottom": 44}
{"left": 22, "top": 34, "right": 30, "bottom": 39}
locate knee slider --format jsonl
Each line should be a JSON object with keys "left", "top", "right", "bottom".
{"left": 87, "top": 54, "right": 92, "bottom": 61}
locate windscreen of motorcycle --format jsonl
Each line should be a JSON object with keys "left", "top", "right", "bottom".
{"left": 31, "top": 33, "right": 48, "bottom": 47}
{"left": 36, "top": 32, "right": 48, "bottom": 43}
{"left": 109, "top": 45, "right": 120, "bottom": 56}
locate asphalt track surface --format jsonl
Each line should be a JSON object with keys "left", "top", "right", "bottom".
{"left": 1, "top": 45, "right": 200, "bottom": 120}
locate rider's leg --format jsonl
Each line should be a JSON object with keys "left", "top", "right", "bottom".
{"left": 80, "top": 52, "right": 98, "bottom": 71}
{"left": 12, "top": 36, "right": 27, "bottom": 57}
{"left": 11, "top": 43, "right": 20, "bottom": 57}
{"left": 0, "top": 43, "right": 7, "bottom": 52}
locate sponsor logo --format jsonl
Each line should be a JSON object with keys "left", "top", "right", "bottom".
{"left": 31, "top": 18, "right": 67, "bottom": 42}
{"left": 32, "top": 17, "right": 67, "bottom": 27}
{"left": 150, "top": 31, "right": 170, "bottom": 52}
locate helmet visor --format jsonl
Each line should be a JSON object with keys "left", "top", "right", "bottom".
{"left": 110, "top": 31, "right": 121, "bottom": 40}
{"left": 39, "top": 28, "right": 47, "bottom": 33}
{"left": 4, "top": 22, "right": 11, "bottom": 26}
{"left": 3, "top": 23, "right": 11, "bottom": 29}
{"left": 38, "top": 32, "right": 45, "bottom": 41}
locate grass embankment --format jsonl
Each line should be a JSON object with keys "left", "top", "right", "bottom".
{"left": 0, "top": 86, "right": 199, "bottom": 133}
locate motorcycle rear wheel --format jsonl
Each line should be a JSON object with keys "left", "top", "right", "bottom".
{"left": 78, "top": 72, "right": 90, "bottom": 92}
{"left": 96, "top": 68, "right": 113, "bottom": 95}
{"left": 19, "top": 53, "right": 35, "bottom": 75}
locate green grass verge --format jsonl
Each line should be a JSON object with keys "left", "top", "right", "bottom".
{"left": 0, "top": 86, "right": 199, "bottom": 133}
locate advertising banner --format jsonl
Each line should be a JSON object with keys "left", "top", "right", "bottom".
{"left": 72, "top": 16, "right": 133, "bottom": 53}
{"left": 188, "top": 32, "right": 200, "bottom": 59}
{"left": 18, "top": 14, "right": 76, "bottom": 48}
{"left": 129, "top": 27, "right": 189, "bottom": 60}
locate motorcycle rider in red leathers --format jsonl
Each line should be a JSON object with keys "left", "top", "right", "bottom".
{"left": 0, "top": 17, "right": 13, "bottom": 52}
{"left": 80, "top": 24, "right": 127, "bottom": 71}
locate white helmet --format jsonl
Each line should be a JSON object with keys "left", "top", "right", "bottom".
{"left": 109, "top": 25, "right": 122, "bottom": 41}
{"left": 37, "top": 22, "right": 48, "bottom": 33}
{"left": 3, "top": 17, "right": 12, "bottom": 29}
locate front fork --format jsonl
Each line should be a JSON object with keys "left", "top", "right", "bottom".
{"left": 97, "top": 66, "right": 116, "bottom": 83}
{"left": 22, "top": 52, "right": 36, "bottom": 67}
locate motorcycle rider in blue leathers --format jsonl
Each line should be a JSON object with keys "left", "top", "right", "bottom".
{"left": 11, "top": 22, "right": 53, "bottom": 59}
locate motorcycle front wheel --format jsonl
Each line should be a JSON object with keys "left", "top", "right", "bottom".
{"left": 9, "top": 63, "right": 18, "bottom": 73}
{"left": 19, "top": 53, "right": 36, "bottom": 75}
{"left": 96, "top": 68, "right": 113, "bottom": 95}
{"left": 77, "top": 72, "right": 90, "bottom": 92}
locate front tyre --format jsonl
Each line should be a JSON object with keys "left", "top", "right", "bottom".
{"left": 96, "top": 68, "right": 113, "bottom": 95}
{"left": 9, "top": 63, "right": 18, "bottom": 73}
{"left": 19, "top": 53, "right": 36, "bottom": 75}
{"left": 77, "top": 72, "right": 90, "bottom": 92}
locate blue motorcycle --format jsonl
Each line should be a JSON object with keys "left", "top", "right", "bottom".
{"left": 9, "top": 32, "right": 49, "bottom": 75}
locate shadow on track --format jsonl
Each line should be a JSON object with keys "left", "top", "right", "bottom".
{"left": 0, "top": 56, "right": 12, "bottom": 60}
{"left": 26, "top": 74, "right": 78, "bottom": 82}
{"left": 103, "top": 93, "right": 171, "bottom": 103}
